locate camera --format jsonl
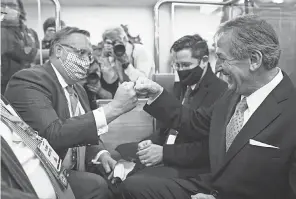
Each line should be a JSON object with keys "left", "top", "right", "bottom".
{"left": 113, "top": 41, "right": 126, "bottom": 57}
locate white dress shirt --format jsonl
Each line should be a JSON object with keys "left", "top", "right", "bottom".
{"left": 242, "top": 68, "right": 283, "bottom": 126}
{"left": 1, "top": 102, "right": 56, "bottom": 199}
{"left": 52, "top": 65, "right": 109, "bottom": 157}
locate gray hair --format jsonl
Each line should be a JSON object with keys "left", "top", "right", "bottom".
{"left": 102, "top": 26, "right": 127, "bottom": 41}
{"left": 50, "top": 26, "right": 90, "bottom": 56}
{"left": 215, "top": 15, "right": 281, "bottom": 70}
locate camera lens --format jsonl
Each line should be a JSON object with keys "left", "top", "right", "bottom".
{"left": 113, "top": 41, "right": 126, "bottom": 57}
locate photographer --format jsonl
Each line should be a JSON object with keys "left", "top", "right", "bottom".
{"left": 83, "top": 54, "right": 114, "bottom": 110}
{"left": 102, "top": 26, "right": 155, "bottom": 82}
{"left": 42, "top": 17, "right": 66, "bottom": 49}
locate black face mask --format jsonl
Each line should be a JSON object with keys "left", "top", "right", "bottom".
{"left": 177, "top": 65, "right": 203, "bottom": 86}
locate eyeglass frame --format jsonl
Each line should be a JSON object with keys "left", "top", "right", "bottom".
{"left": 59, "top": 43, "right": 94, "bottom": 62}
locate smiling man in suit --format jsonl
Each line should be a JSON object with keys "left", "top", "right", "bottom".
{"left": 5, "top": 26, "right": 138, "bottom": 199}
{"left": 119, "top": 15, "right": 296, "bottom": 199}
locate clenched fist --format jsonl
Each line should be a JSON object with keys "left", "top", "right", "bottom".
{"left": 137, "top": 140, "right": 163, "bottom": 167}
{"left": 134, "top": 77, "right": 163, "bottom": 99}
{"left": 112, "top": 82, "right": 138, "bottom": 114}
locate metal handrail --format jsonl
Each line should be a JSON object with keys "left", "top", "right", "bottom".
{"left": 154, "top": 0, "right": 239, "bottom": 73}
{"left": 37, "top": 0, "right": 43, "bottom": 64}
{"left": 51, "top": 0, "right": 61, "bottom": 32}
{"left": 36, "top": 0, "right": 61, "bottom": 64}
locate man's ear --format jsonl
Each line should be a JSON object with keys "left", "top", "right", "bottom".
{"left": 249, "top": 50, "right": 262, "bottom": 72}
{"left": 55, "top": 44, "right": 63, "bottom": 58}
{"left": 200, "top": 55, "right": 209, "bottom": 69}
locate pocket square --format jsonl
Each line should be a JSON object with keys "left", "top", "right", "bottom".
{"left": 249, "top": 139, "right": 279, "bottom": 149}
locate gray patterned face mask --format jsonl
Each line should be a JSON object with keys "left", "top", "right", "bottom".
{"left": 60, "top": 49, "right": 90, "bottom": 82}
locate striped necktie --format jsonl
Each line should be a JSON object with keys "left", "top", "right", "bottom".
{"left": 63, "top": 86, "right": 85, "bottom": 171}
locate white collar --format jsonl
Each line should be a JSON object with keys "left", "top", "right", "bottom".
{"left": 243, "top": 68, "right": 283, "bottom": 114}
{"left": 51, "top": 63, "right": 68, "bottom": 89}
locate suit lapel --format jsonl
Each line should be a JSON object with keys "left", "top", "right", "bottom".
{"left": 1, "top": 138, "right": 37, "bottom": 196}
{"left": 212, "top": 75, "right": 291, "bottom": 179}
{"left": 44, "top": 62, "right": 70, "bottom": 119}
{"left": 210, "top": 91, "right": 239, "bottom": 172}
{"left": 191, "top": 68, "right": 218, "bottom": 109}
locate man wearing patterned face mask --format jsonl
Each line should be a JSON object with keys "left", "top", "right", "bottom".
{"left": 58, "top": 43, "right": 91, "bottom": 81}
{"left": 5, "top": 27, "right": 138, "bottom": 199}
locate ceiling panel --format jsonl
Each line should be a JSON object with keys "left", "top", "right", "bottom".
{"left": 25, "top": 0, "right": 160, "bottom": 6}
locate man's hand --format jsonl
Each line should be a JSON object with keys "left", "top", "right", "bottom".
{"left": 102, "top": 81, "right": 138, "bottom": 124}
{"left": 191, "top": 193, "right": 216, "bottom": 199}
{"left": 137, "top": 140, "right": 163, "bottom": 167}
{"left": 111, "top": 81, "right": 138, "bottom": 114}
{"left": 115, "top": 53, "right": 130, "bottom": 65}
{"left": 86, "top": 81, "right": 102, "bottom": 94}
{"left": 98, "top": 152, "right": 117, "bottom": 173}
{"left": 134, "top": 77, "right": 163, "bottom": 99}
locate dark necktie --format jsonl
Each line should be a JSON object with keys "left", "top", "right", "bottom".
{"left": 182, "top": 86, "right": 193, "bottom": 106}
{"left": 225, "top": 97, "right": 248, "bottom": 151}
{"left": 63, "top": 86, "right": 85, "bottom": 171}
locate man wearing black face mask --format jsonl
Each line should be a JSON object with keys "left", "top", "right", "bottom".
{"left": 117, "top": 35, "right": 227, "bottom": 189}
{"left": 172, "top": 34, "right": 225, "bottom": 107}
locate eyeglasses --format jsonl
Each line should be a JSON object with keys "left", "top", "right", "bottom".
{"left": 60, "top": 43, "right": 93, "bottom": 61}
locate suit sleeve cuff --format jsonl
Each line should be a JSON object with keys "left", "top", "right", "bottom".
{"left": 147, "top": 88, "right": 164, "bottom": 105}
{"left": 92, "top": 107, "right": 109, "bottom": 136}
{"left": 162, "top": 144, "right": 174, "bottom": 165}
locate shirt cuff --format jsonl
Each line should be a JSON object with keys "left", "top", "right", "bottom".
{"left": 92, "top": 107, "right": 109, "bottom": 136}
{"left": 147, "top": 88, "right": 164, "bottom": 105}
{"left": 124, "top": 64, "right": 145, "bottom": 82}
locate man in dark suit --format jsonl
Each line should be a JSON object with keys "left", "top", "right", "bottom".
{"left": 133, "top": 35, "right": 227, "bottom": 178}
{"left": 120, "top": 15, "right": 296, "bottom": 199}
{"left": 5, "top": 27, "right": 138, "bottom": 199}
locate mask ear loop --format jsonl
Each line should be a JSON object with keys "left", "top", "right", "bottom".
{"left": 57, "top": 44, "right": 69, "bottom": 66}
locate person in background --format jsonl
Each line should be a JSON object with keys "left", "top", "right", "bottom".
{"left": 42, "top": 17, "right": 66, "bottom": 49}
{"left": 102, "top": 26, "right": 155, "bottom": 83}
{"left": 1, "top": 0, "right": 49, "bottom": 94}
{"left": 5, "top": 26, "right": 138, "bottom": 199}
{"left": 83, "top": 44, "right": 117, "bottom": 106}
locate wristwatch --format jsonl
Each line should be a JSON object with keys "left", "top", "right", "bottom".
{"left": 122, "top": 62, "right": 130, "bottom": 70}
